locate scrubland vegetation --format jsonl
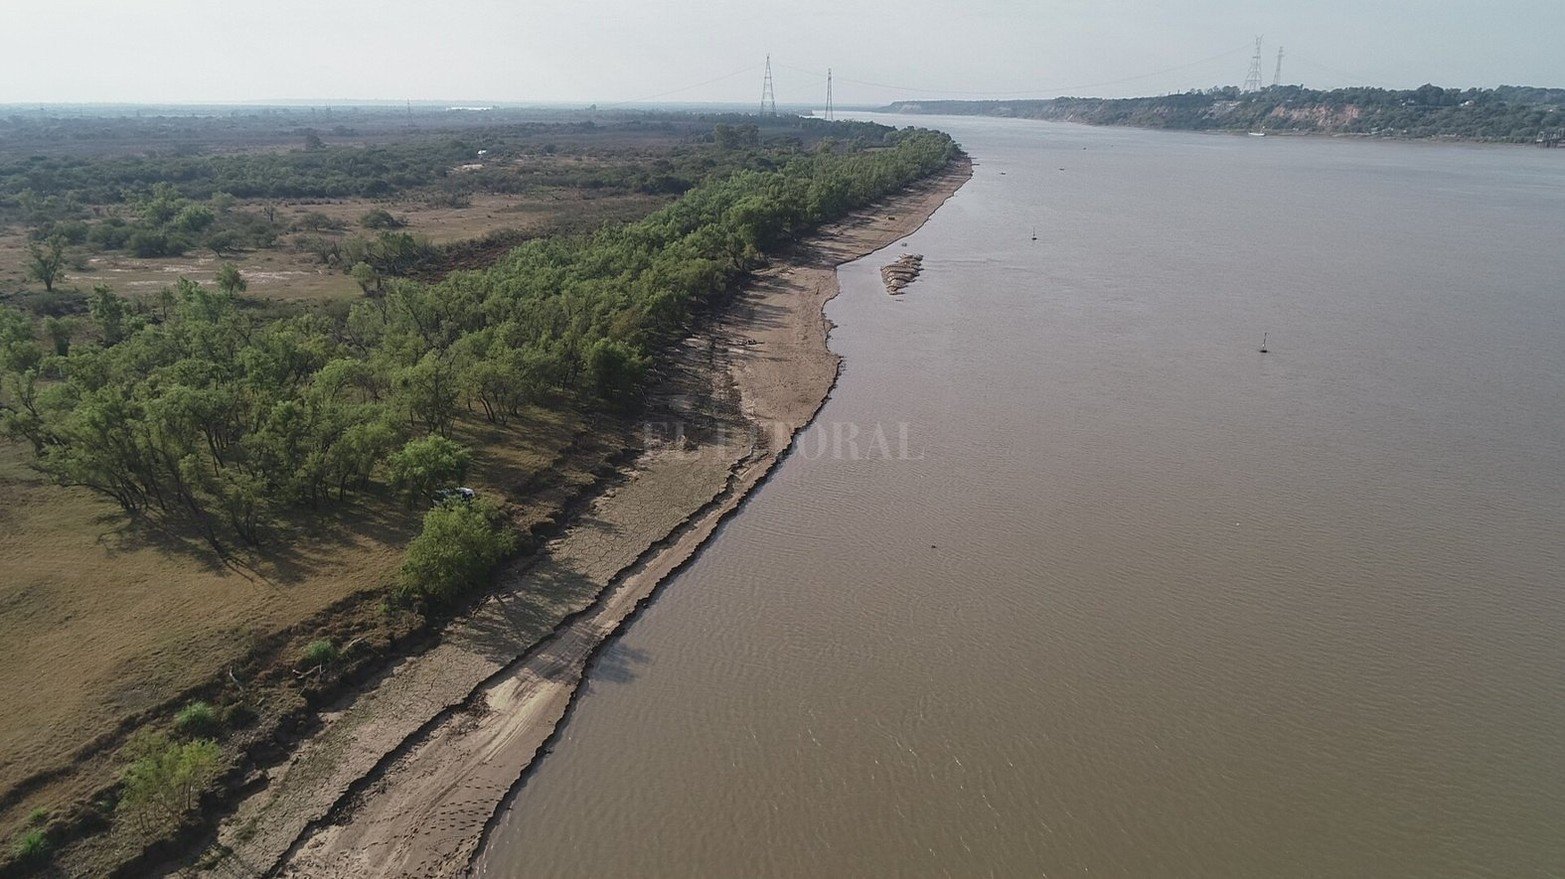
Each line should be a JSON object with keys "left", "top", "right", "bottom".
{"left": 0, "top": 109, "right": 958, "bottom": 875}
{"left": 1, "top": 124, "right": 955, "bottom": 563}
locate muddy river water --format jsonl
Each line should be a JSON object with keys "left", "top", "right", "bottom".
{"left": 475, "top": 114, "right": 1565, "bottom": 877}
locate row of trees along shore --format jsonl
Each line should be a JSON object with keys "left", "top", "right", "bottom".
{"left": 886, "top": 84, "right": 1565, "bottom": 142}
{"left": 0, "top": 126, "right": 958, "bottom": 598}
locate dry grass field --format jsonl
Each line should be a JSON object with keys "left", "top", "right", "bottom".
{"left": 0, "top": 402, "right": 591, "bottom": 835}
{"left": 0, "top": 186, "right": 671, "bottom": 303}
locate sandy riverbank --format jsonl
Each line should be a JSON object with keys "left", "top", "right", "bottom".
{"left": 199, "top": 156, "right": 972, "bottom": 878}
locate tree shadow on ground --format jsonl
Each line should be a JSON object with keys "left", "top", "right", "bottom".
{"left": 590, "top": 643, "right": 652, "bottom": 685}
{"left": 91, "top": 485, "right": 422, "bottom": 591}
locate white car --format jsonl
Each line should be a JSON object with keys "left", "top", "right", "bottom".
{"left": 434, "top": 486, "right": 477, "bottom": 505}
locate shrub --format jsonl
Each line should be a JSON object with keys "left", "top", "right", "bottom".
{"left": 350, "top": 260, "right": 381, "bottom": 293}
{"left": 50, "top": 219, "right": 91, "bottom": 245}
{"left": 398, "top": 499, "right": 516, "bottom": 604}
{"left": 360, "top": 208, "right": 405, "bottom": 230}
{"left": 295, "top": 210, "right": 339, "bottom": 232}
{"left": 214, "top": 263, "right": 247, "bottom": 297}
{"left": 88, "top": 219, "right": 133, "bottom": 250}
{"left": 206, "top": 229, "right": 241, "bottom": 257}
{"left": 119, "top": 733, "right": 222, "bottom": 830}
{"left": 173, "top": 204, "right": 216, "bottom": 234}
{"left": 300, "top": 639, "right": 338, "bottom": 668}
{"left": 173, "top": 701, "right": 220, "bottom": 738}
{"left": 386, "top": 436, "right": 471, "bottom": 506}
{"left": 128, "top": 229, "right": 182, "bottom": 258}
{"left": 26, "top": 807, "right": 47, "bottom": 827}
{"left": 12, "top": 829, "right": 48, "bottom": 864}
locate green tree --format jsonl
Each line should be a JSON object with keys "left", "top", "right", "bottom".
{"left": 462, "top": 347, "right": 526, "bottom": 424}
{"left": 0, "top": 124, "right": 962, "bottom": 555}
{"left": 0, "top": 308, "right": 42, "bottom": 374}
{"left": 394, "top": 352, "right": 461, "bottom": 435}
{"left": 366, "top": 231, "right": 436, "bottom": 277}
{"left": 139, "top": 183, "right": 184, "bottom": 226}
{"left": 26, "top": 235, "right": 67, "bottom": 292}
{"left": 118, "top": 733, "right": 222, "bottom": 831}
{"left": 397, "top": 498, "right": 515, "bottom": 603}
{"left": 385, "top": 434, "right": 471, "bottom": 506}
{"left": 174, "top": 204, "right": 216, "bottom": 235}
{"left": 350, "top": 261, "right": 381, "bottom": 294}
{"left": 42, "top": 316, "right": 73, "bottom": 356}
{"left": 89, "top": 285, "right": 128, "bottom": 345}
{"left": 585, "top": 338, "right": 646, "bottom": 406}
{"left": 206, "top": 229, "right": 241, "bottom": 257}
{"left": 323, "top": 417, "right": 399, "bottom": 499}
{"left": 215, "top": 263, "right": 248, "bottom": 297}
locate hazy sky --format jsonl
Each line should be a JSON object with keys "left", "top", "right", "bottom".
{"left": 4, "top": 0, "right": 1562, "bottom": 105}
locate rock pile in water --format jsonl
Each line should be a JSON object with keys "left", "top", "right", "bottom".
{"left": 880, "top": 253, "right": 924, "bottom": 295}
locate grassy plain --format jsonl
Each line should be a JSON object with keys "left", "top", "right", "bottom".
{"left": 0, "top": 185, "right": 670, "bottom": 303}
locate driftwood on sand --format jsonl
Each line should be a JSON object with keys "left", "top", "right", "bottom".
{"left": 881, "top": 253, "right": 924, "bottom": 294}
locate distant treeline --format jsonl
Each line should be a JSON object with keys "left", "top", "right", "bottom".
{"left": 0, "top": 123, "right": 957, "bottom": 553}
{"left": 2, "top": 113, "right": 911, "bottom": 297}
{"left": 886, "top": 84, "right": 1565, "bottom": 142}
{"left": 0, "top": 113, "right": 904, "bottom": 222}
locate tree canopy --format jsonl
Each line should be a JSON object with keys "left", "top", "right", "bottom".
{"left": 0, "top": 125, "right": 958, "bottom": 552}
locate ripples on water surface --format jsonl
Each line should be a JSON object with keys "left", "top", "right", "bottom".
{"left": 475, "top": 115, "right": 1565, "bottom": 877}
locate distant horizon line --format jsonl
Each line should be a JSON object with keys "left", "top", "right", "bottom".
{"left": 2, "top": 81, "right": 1559, "bottom": 111}
{"left": 0, "top": 99, "right": 855, "bottom": 111}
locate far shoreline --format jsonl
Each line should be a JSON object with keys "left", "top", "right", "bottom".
{"left": 872, "top": 106, "right": 1565, "bottom": 149}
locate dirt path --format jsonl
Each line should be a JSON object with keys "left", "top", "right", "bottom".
{"left": 202, "top": 158, "right": 972, "bottom": 878}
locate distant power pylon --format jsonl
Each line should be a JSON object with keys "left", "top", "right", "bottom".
{"left": 760, "top": 54, "right": 778, "bottom": 117}
{"left": 1272, "top": 46, "right": 1284, "bottom": 87}
{"left": 825, "top": 68, "right": 834, "bottom": 120}
{"left": 1242, "top": 36, "right": 1265, "bottom": 92}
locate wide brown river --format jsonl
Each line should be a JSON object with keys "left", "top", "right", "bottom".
{"left": 475, "top": 115, "right": 1565, "bottom": 877}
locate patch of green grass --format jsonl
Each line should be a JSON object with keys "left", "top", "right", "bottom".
{"left": 12, "top": 828, "right": 49, "bottom": 864}
{"left": 300, "top": 639, "right": 338, "bottom": 668}
{"left": 173, "top": 701, "right": 220, "bottom": 738}
{"left": 25, "top": 807, "right": 47, "bottom": 826}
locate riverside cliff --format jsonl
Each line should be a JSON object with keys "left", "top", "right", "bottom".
{"left": 886, "top": 84, "right": 1565, "bottom": 143}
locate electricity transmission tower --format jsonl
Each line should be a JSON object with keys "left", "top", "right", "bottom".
{"left": 1242, "top": 36, "right": 1265, "bottom": 92}
{"left": 759, "top": 54, "right": 777, "bottom": 117}
{"left": 825, "top": 68, "right": 834, "bottom": 120}
{"left": 1272, "top": 46, "right": 1284, "bottom": 87}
